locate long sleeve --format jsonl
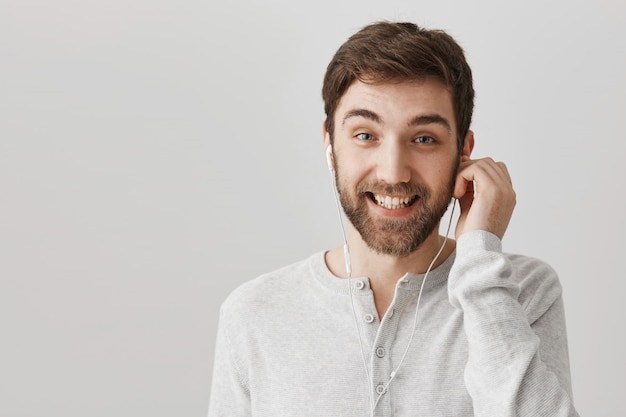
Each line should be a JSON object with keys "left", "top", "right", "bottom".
{"left": 207, "top": 306, "right": 251, "bottom": 417}
{"left": 448, "top": 230, "right": 578, "bottom": 416}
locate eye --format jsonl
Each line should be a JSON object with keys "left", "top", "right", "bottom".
{"left": 356, "top": 132, "right": 374, "bottom": 142}
{"left": 414, "top": 136, "right": 434, "bottom": 144}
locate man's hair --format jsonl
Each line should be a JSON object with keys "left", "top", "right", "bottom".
{"left": 322, "top": 21, "right": 474, "bottom": 152}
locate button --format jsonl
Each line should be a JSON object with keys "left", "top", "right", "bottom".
{"left": 376, "top": 346, "right": 385, "bottom": 358}
{"left": 354, "top": 281, "right": 365, "bottom": 290}
{"left": 388, "top": 309, "right": 394, "bottom": 318}
{"left": 376, "top": 384, "right": 386, "bottom": 395}
{"left": 364, "top": 314, "right": 374, "bottom": 323}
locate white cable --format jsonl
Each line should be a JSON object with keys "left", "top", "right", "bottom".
{"left": 327, "top": 161, "right": 458, "bottom": 415}
{"left": 371, "top": 199, "right": 457, "bottom": 412}
{"left": 328, "top": 171, "right": 374, "bottom": 412}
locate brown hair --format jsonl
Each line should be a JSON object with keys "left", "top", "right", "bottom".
{"left": 322, "top": 21, "right": 474, "bottom": 151}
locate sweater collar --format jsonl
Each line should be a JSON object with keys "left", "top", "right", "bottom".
{"left": 310, "top": 250, "right": 456, "bottom": 295}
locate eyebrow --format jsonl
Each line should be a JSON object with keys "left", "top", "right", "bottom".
{"left": 409, "top": 115, "right": 452, "bottom": 133}
{"left": 342, "top": 109, "right": 382, "bottom": 126}
{"left": 342, "top": 108, "right": 452, "bottom": 133}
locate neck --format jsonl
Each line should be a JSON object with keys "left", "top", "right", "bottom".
{"left": 350, "top": 223, "right": 452, "bottom": 278}
{"left": 325, "top": 223, "right": 455, "bottom": 317}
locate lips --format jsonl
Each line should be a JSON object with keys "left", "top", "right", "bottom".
{"left": 369, "top": 193, "right": 418, "bottom": 210}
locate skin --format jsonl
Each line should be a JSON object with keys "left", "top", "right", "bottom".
{"left": 323, "top": 79, "right": 516, "bottom": 318}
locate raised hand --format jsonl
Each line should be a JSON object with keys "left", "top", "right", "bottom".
{"left": 453, "top": 156, "right": 516, "bottom": 241}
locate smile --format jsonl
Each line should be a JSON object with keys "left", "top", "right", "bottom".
{"left": 369, "top": 193, "right": 418, "bottom": 210}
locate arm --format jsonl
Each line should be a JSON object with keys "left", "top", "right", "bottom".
{"left": 450, "top": 155, "right": 578, "bottom": 416}
{"left": 207, "top": 306, "right": 251, "bottom": 417}
{"left": 449, "top": 231, "right": 578, "bottom": 416}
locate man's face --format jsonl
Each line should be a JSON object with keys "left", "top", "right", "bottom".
{"left": 328, "top": 79, "right": 463, "bottom": 257}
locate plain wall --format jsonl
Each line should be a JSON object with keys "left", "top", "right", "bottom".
{"left": 1, "top": 0, "right": 624, "bottom": 415}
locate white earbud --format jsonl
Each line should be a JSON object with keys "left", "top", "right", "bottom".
{"left": 325, "top": 145, "right": 334, "bottom": 172}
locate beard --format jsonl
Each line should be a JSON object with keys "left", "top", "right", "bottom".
{"left": 336, "top": 164, "right": 457, "bottom": 257}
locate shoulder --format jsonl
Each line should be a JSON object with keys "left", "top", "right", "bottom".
{"left": 453, "top": 230, "right": 563, "bottom": 322}
{"left": 506, "top": 253, "right": 562, "bottom": 323}
{"left": 220, "top": 252, "right": 322, "bottom": 319}
{"left": 216, "top": 252, "right": 329, "bottom": 352}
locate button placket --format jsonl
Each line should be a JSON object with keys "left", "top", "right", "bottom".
{"left": 375, "top": 346, "right": 385, "bottom": 358}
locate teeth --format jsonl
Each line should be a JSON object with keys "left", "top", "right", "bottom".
{"left": 373, "top": 194, "right": 414, "bottom": 209}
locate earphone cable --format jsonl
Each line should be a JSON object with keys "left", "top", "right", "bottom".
{"left": 371, "top": 199, "right": 457, "bottom": 411}
{"left": 328, "top": 173, "right": 374, "bottom": 412}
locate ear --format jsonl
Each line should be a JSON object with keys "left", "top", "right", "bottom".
{"left": 322, "top": 122, "right": 331, "bottom": 148}
{"left": 460, "top": 130, "right": 475, "bottom": 161}
{"left": 322, "top": 123, "right": 335, "bottom": 171}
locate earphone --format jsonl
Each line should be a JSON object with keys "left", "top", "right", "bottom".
{"left": 326, "top": 144, "right": 334, "bottom": 171}
{"left": 325, "top": 144, "right": 456, "bottom": 416}
{"left": 326, "top": 145, "right": 352, "bottom": 277}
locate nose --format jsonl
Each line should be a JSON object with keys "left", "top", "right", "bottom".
{"left": 376, "top": 141, "right": 411, "bottom": 184}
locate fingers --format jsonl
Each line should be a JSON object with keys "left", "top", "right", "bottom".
{"left": 453, "top": 157, "right": 516, "bottom": 240}
{"left": 455, "top": 158, "right": 513, "bottom": 198}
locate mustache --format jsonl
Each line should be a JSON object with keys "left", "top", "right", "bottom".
{"left": 355, "top": 181, "right": 430, "bottom": 198}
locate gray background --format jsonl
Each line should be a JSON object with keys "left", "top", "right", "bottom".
{"left": 1, "top": 0, "right": 624, "bottom": 416}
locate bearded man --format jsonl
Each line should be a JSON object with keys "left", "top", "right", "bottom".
{"left": 208, "top": 21, "right": 578, "bottom": 417}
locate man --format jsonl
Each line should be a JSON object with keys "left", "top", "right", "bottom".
{"left": 208, "top": 22, "right": 578, "bottom": 416}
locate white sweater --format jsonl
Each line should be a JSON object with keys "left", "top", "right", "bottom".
{"left": 208, "top": 231, "right": 578, "bottom": 416}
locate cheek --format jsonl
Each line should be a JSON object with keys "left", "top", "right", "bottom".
{"left": 420, "top": 158, "right": 457, "bottom": 187}
{"left": 335, "top": 155, "right": 369, "bottom": 185}
{"left": 336, "top": 169, "right": 359, "bottom": 195}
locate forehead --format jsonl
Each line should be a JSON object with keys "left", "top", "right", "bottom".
{"left": 335, "top": 78, "right": 455, "bottom": 129}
